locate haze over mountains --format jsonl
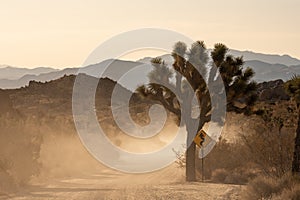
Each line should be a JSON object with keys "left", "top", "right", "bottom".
{"left": 1, "top": 49, "right": 300, "bottom": 90}
{"left": 0, "top": 65, "right": 59, "bottom": 80}
{"left": 229, "top": 49, "right": 300, "bottom": 66}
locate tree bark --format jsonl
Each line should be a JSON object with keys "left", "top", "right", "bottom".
{"left": 185, "top": 117, "right": 206, "bottom": 182}
{"left": 292, "top": 108, "right": 300, "bottom": 175}
{"left": 186, "top": 141, "right": 196, "bottom": 181}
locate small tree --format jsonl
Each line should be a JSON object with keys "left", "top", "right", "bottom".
{"left": 285, "top": 75, "right": 300, "bottom": 175}
{"left": 137, "top": 41, "right": 257, "bottom": 181}
{"left": 241, "top": 104, "right": 295, "bottom": 177}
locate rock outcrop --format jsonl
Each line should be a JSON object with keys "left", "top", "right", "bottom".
{"left": 257, "top": 79, "right": 290, "bottom": 102}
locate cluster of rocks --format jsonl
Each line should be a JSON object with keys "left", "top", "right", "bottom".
{"left": 257, "top": 79, "right": 290, "bottom": 103}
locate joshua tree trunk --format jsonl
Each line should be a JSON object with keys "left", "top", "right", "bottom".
{"left": 292, "top": 108, "right": 300, "bottom": 175}
{"left": 185, "top": 116, "right": 206, "bottom": 182}
{"left": 186, "top": 141, "right": 196, "bottom": 181}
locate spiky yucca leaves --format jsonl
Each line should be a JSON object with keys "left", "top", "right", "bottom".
{"left": 285, "top": 75, "right": 300, "bottom": 175}
{"left": 285, "top": 75, "right": 300, "bottom": 107}
{"left": 137, "top": 58, "right": 180, "bottom": 116}
{"left": 148, "top": 58, "right": 173, "bottom": 84}
{"left": 211, "top": 43, "right": 258, "bottom": 114}
{"left": 136, "top": 41, "right": 258, "bottom": 181}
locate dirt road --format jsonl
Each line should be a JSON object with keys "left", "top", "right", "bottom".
{"left": 1, "top": 165, "right": 243, "bottom": 200}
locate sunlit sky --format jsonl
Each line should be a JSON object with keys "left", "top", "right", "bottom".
{"left": 0, "top": 0, "right": 299, "bottom": 69}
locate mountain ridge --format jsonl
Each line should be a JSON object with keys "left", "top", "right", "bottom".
{"left": 1, "top": 49, "right": 300, "bottom": 89}
{"left": 0, "top": 66, "right": 59, "bottom": 80}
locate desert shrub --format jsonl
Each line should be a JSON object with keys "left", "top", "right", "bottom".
{"left": 224, "top": 171, "right": 249, "bottom": 185}
{"left": 240, "top": 125, "right": 294, "bottom": 178}
{"left": 195, "top": 139, "right": 253, "bottom": 183}
{"left": 198, "top": 102, "right": 295, "bottom": 185}
{"left": 211, "top": 168, "right": 228, "bottom": 183}
{"left": 192, "top": 115, "right": 294, "bottom": 183}
{"left": 242, "top": 173, "right": 295, "bottom": 200}
{"left": 273, "top": 184, "right": 300, "bottom": 200}
{"left": 210, "top": 168, "right": 251, "bottom": 185}
{"left": 243, "top": 176, "right": 282, "bottom": 199}
{"left": 240, "top": 103, "right": 295, "bottom": 178}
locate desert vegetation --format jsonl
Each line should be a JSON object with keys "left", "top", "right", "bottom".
{"left": 137, "top": 41, "right": 257, "bottom": 181}
{"left": 0, "top": 44, "right": 300, "bottom": 199}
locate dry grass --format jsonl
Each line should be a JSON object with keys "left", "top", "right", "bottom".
{"left": 90, "top": 183, "right": 243, "bottom": 200}
{"left": 242, "top": 173, "right": 296, "bottom": 200}
{"left": 273, "top": 184, "right": 300, "bottom": 200}
{"left": 211, "top": 169, "right": 228, "bottom": 183}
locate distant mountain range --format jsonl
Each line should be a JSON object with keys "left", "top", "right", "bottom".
{"left": 0, "top": 67, "right": 78, "bottom": 89}
{"left": 0, "top": 49, "right": 300, "bottom": 89}
{"left": 137, "top": 50, "right": 300, "bottom": 83}
{"left": 0, "top": 65, "right": 59, "bottom": 80}
{"left": 228, "top": 50, "right": 300, "bottom": 66}
{"left": 137, "top": 49, "right": 300, "bottom": 66}
{"left": 243, "top": 60, "right": 300, "bottom": 82}
{"left": 0, "top": 60, "right": 150, "bottom": 90}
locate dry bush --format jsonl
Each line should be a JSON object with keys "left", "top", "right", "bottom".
{"left": 211, "top": 168, "right": 228, "bottom": 183}
{"left": 224, "top": 171, "right": 249, "bottom": 185}
{"left": 173, "top": 144, "right": 186, "bottom": 169}
{"left": 195, "top": 139, "right": 254, "bottom": 183}
{"left": 204, "top": 139, "right": 237, "bottom": 171}
{"left": 273, "top": 184, "right": 300, "bottom": 200}
{"left": 240, "top": 102, "right": 296, "bottom": 178}
{"left": 243, "top": 176, "right": 281, "bottom": 199}
{"left": 242, "top": 173, "right": 295, "bottom": 200}
{"left": 193, "top": 102, "right": 295, "bottom": 184}
{"left": 201, "top": 101, "right": 295, "bottom": 185}
{"left": 210, "top": 168, "right": 251, "bottom": 185}
{"left": 240, "top": 123, "right": 294, "bottom": 178}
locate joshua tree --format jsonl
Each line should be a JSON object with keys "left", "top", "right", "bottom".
{"left": 137, "top": 41, "right": 257, "bottom": 181}
{"left": 285, "top": 75, "right": 300, "bottom": 175}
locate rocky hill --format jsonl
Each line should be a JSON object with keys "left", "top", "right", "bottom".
{"left": 0, "top": 65, "right": 58, "bottom": 80}
{"left": 0, "top": 74, "right": 161, "bottom": 192}
{"left": 257, "top": 79, "right": 290, "bottom": 102}
{"left": 0, "top": 59, "right": 146, "bottom": 90}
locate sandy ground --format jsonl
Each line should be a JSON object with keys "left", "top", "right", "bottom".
{"left": 0, "top": 127, "right": 244, "bottom": 200}
{"left": 0, "top": 165, "right": 243, "bottom": 200}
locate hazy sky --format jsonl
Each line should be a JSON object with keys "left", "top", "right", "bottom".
{"left": 0, "top": 0, "right": 299, "bottom": 69}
